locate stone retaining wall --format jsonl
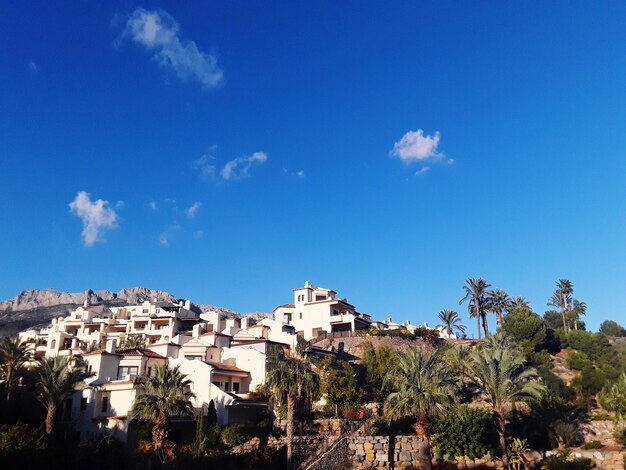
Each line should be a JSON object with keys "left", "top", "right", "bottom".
{"left": 347, "top": 436, "right": 626, "bottom": 470}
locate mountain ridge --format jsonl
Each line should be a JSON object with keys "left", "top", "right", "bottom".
{"left": 0, "top": 287, "right": 272, "bottom": 338}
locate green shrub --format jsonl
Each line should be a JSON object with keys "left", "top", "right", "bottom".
{"left": 432, "top": 405, "right": 499, "bottom": 460}
{"left": 613, "top": 426, "right": 626, "bottom": 446}
{"left": 541, "top": 450, "right": 596, "bottom": 470}
{"left": 581, "top": 440, "right": 602, "bottom": 449}
{"left": 567, "top": 351, "right": 591, "bottom": 371}
{"left": 221, "top": 424, "right": 253, "bottom": 447}
{"left": 0, "top": 423, "right": 43, "bottom": 452}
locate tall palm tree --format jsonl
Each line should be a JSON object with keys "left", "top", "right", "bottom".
{"left": 131, "top": 363, "right": 195, "bottom": 459}
{"left": 460, "top": 278, "right": 492, "bottom": 339}
{"left": 510, "top": 296, "right": 530, "bottom": 310}
{"left": 383, "top": 349, "right": 458, "bottom": 470}
{"left": 265, "top": 346, "right": 319, "bottom": 469}
{"left": 470, "top": 333, "right": 544, "bottom": 469}
{"left": 0, "top": 337, "right": 32, "bottom": 401}
{"left": 34, "top": 356, "right": 94, "bottom": 435}
{"left": 437, "top": 310, "right": 466, "bottom": 338}
{"left": 548, "top": 279, "right": 573, "bottom": 332}
{"left": 486, "top": 289, "right": 511, "bottom": 330}
{"left": 570, "top": 299, "right": 586, "bottom": 331}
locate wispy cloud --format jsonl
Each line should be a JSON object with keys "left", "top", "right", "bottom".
{"left": 149, "top": 200, "right": 158, "bottom": 210}
{"left": 390, "top": 129, "right": 442, "bottom": 163}
{"left": 221, "top": 151, "right": 267, "bottom": 181}
{"left": 158, "top": 223, "right": 181, "bottom": 247}
{"left": 69, "top": 191, "right": 118, "bottom": 246}
{"left": 415, "top": 167, "right": 431, "bottom": 176}
{"left": 192, "top": 154, "right": 217, "bottom": 179}
{"left": 158, "top": 233, "right": 169, "bottom": 246}
{"left": 28, "top": 61, "right": 38, "bottom": 72}
{"left": 122, "top": 7, "right": 223, "bottom": 88}
{"left": 185, "top": 202, "right": 202, "bottom": 218}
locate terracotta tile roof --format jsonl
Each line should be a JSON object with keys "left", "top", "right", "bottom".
{"left": 116, "top": 348, "right": 166, "bottom": 359}
{"left": 273, "top": 303, "right": 294, "bottom": 311}
{"left": 205, "top": 361, "right": 249, "bottom": 373}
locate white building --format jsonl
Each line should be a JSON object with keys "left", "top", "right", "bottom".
{"left": 273, "top": 281, "right": 373, "bottom": 340}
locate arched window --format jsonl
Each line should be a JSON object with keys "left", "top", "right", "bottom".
{"left": 50, "top": 339, "right": 57, "bottom": 349}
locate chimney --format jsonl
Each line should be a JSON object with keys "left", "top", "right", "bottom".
{"left": 184, "top": 300, "right": 191, "bottom": 310}
{"left": 105, "top": 339, "right": 117, "bottom": 354}
{"left": 241, "top": 318, "right": 249, "bottom": 330}
{"left": 192, "top": 324, "right": 201, "bottom": 339}
{"left": 71, "top": 338, "right": 78, "bottom": 349}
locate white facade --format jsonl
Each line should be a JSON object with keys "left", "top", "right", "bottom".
{"left": 273, "top": 281, "right": 373, "bottom": 340}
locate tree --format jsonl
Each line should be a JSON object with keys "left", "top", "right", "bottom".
{"left": 123, "top": 335, "right": 146, "bottom": 349}
{"left": 437, "top": 310, "right": 466, "bottom": 338}
{"left": 266, "top": 347, "right": 319, "bottom": 469}
{"left": 510, "top": 297, "right": 530, "bottom": 310}
{"left": 598, "top": 373, "right": 626, "bottom": 428}
{"left": 383, "top": 349, "right": 458, "bottom": 470}
{"left": 460, "top": 278, "right": 492, "bottom": 339}
{"left": 470, "top": 332, "right": 544, "bottom": 469}
{"left": 131, "top": 363, "right": 195, "bottom": 459}
{"left": 543, "top": 311, "right": 563, "bottom": 330}
{"left": 360, "top": 344, "right": 397, "bottom": 399}
{"left": 487, "top": 289, "right": 511, "bottom": 330}
{"left": 319, "top": 357, "right": 363, "bottom": 416}
{"left": 501, "top": 307, "right": 547, "bottom": 359}
{"left": 0, "top": 337, "right": 31, "bottom": 401}
{"left": 599, "top": 320, "right": 626, "bottom": 337}
{"left": 548, "top": 279, "right": 573, "bottom": 332}
{"left": 34, "top": 356, "right": 94, "bottom": 435}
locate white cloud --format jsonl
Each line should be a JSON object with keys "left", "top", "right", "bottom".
{"left": 193, "top": 154, "right": 216, "bottom": 178}
{"left": 115, "top": 200, "right": 125, "bottom": 209}
{"left": 158, "top": 233, "right": 169, "bottom": 246}
{"left": 296, "top": 170, "right": 305, "bottom": 178}
{"left": 28, "top": 61, "right": 37, "bottom": 72}
{"left": 69, "top": 191, "right": 118, "bottom": 246}
{"left": 415, "top": 167, "right": 431, "bottom": 176}
{"left": 391, "top": 129, "right": 442, "bottom": 163}
{"left": 149, "top": 200, "right": 158, "bottom": 210}
{"left": 220, "top": 151, "right": 267, "bottom": 181}
{"left": 185, "top": 202, "right": 202, "bottom": 218}
{"left": 193, "top": 230, "right": 204, "bottom": 239}
{"left": 123, "top": 7, "right": 223, "bottom": 88}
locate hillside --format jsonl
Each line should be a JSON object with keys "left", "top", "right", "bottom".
{"left": 0, "top": 287, "right": 271, "bottom": 338}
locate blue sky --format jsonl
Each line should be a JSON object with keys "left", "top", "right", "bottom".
{"left": 1, "top": 1, "right": 626, "bottom": 333}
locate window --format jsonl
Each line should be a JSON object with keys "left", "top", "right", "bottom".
{"left": 88, "top": 364, "right": 93, "bottom": 374}
{"left": 284, "top": 313, "right": 291, "bottom": 323}
{"left": 316, "top": 295, "right": 326, "bottom": 301}
{"left": 212, "top": 381, "right": 222, "bottom": 388}
{"left": 332, "top": 309, "right": 339, "bottom": 316}
{"left": 232, "top": 382, "right": 240, "bottom": 393}
{"left": 50, "top": 339, "right": 57, "bottom": 349}
{"left": 338, "top": 342, "right": 345, "bottom": 353}
{"left": 147, "top": 366, "right": 152, "bottom": 377}
{"left": 80, "top": 397, "right": 88, "bottom": 411}
{"left": 142, "top": 309, "right": 148, "bottom": 314}
{"left": 224, "top": 382, "right": 230, "bottom": 392}
{"left": 299, "top": 312, "right": 302, "bottom": 319}
{"left": 117, "top": 366, "right": 138, "bottom": 380}
{"left": 101, "top": 396, "right": 109, "bottom": 413}
{"left": 185, "top": 355, "right": 203, "bottom": 361}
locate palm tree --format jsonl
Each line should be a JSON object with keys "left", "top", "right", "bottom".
{"left": 0, "top": 337, "right": 32, "bottom": 401}
{"left": 383, "top": 349, "right": 458, "bottom": 470}
{"left": 548, "top": 279, "right": 573, "bottom": 332}
{"left": 510, "top": 296, "right": 530, "bottom": 310}
{"left": 570, "top": 299, "right": 586, "bottom": 331}
{"left": 437, "top": 310, "right": 466, "bottom": 338}
{"left": 486, "top": 289, "right": 511, "bottom": 329}
{"left": 470, "top": 333, "right": 544, "bottom": 469}
{"left": 460, "top": 278, "right": 492, "bottom": 339}
{"left": 123, "top": 334, "right": 146, "bottom": 349}
{"left": 131, "top": 363, "right": 195, "bottom": 459}
{"left": 265, "top": 346, "right": 319, "bottom": 469}
{"left": 34, "top": 356, "right": 94, "bottom": 435}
